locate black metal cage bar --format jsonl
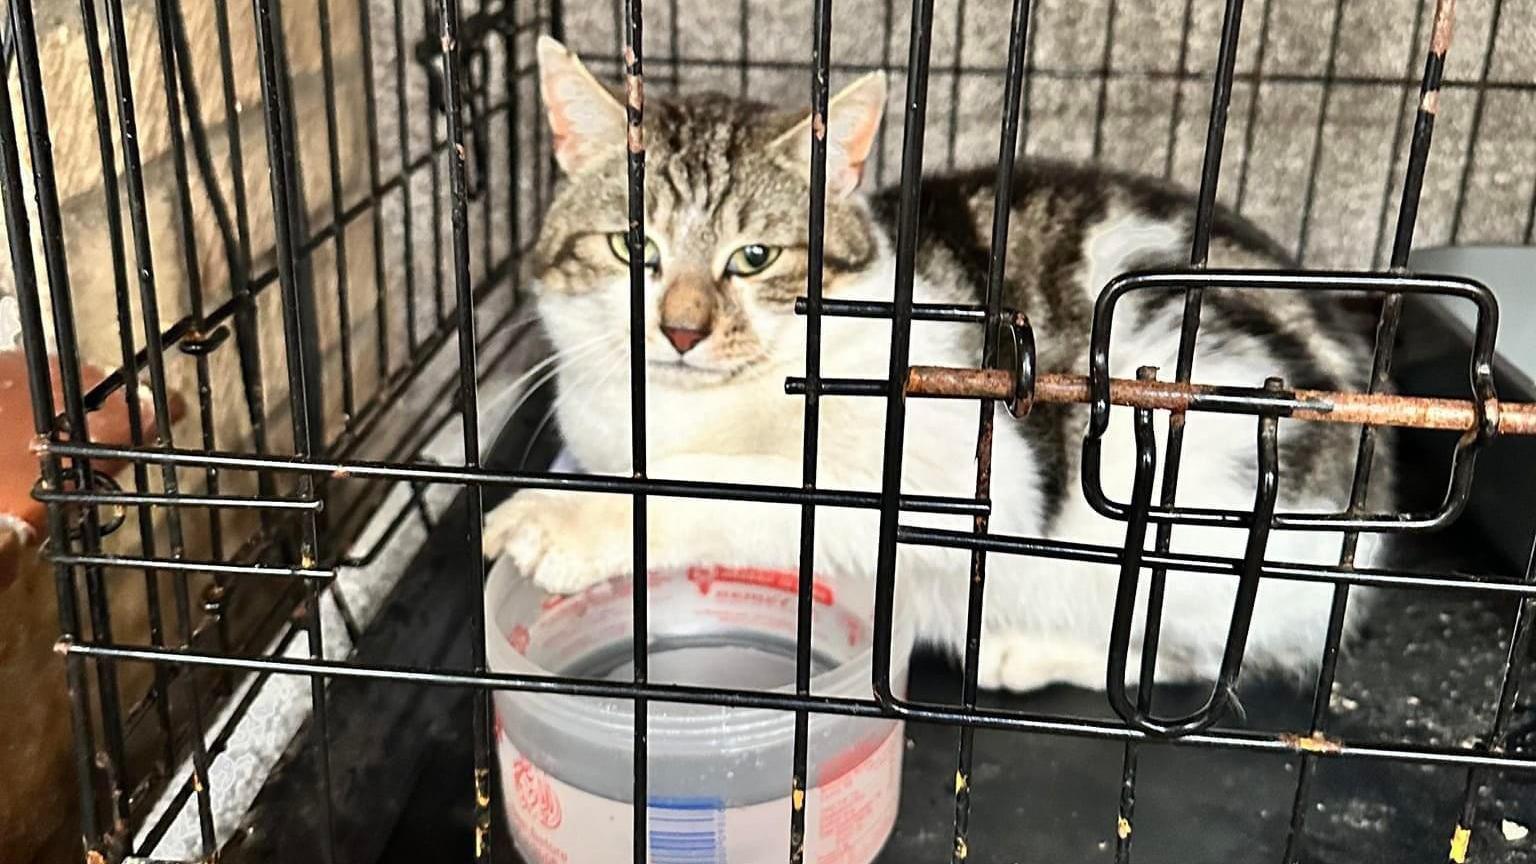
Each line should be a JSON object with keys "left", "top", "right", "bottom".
{"left": 3, "top": 0, "right": 1536, "bottom": 860}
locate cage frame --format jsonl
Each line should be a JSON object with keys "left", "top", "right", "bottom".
{"left": 1, "top": 0, "right": 1534, "bottom": 861}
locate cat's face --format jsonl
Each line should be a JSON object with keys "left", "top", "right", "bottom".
{"left": 530, "top": 37, "right": 887, "bottom": 387}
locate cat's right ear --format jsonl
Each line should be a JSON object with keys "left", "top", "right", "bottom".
{"left": 538, "top": 36, "right": 627, "bottom": 175}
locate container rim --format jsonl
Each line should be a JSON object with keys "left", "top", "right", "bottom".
{"left": 483, "top": 556, "right": 915, "bottom": 740}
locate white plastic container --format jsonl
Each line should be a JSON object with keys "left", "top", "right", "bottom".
{"left": 485, "top": 559, "right": 912, "bottom": 864}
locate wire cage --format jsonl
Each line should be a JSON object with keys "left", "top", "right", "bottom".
{"left": 1, "top": 0, "right": 1534, "bottom": 860}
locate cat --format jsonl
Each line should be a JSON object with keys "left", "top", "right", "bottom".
{"left": 481, "top": 35, "right": 1390, "bottom": 693}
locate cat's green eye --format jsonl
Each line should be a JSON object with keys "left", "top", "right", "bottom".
{"left": 607, "top": 233, "right": 661, "bottom": 270}
{"left": 724, "top": 244, "right": 782, "bottom": 277}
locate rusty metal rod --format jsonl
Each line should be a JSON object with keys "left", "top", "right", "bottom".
{"left": 904, "top": 366, "right": 1536, "bottom": 437}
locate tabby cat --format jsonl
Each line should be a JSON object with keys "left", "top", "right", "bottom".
{"left": 482, "top": 36, "right": 1388, "bottom": 692}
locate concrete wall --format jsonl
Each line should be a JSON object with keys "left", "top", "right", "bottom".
{"left": 560, "top": 0, "right": 1536, "bottom": 268}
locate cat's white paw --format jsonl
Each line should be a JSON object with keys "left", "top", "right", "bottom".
{"left": 482, "top": 490, "right": 632, "bottom": 594}
{"left": 976, "top": 633, "right": 1108, "bottom": 692}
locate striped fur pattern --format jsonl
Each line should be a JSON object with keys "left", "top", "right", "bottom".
{"left": 483, "top": 37, "right": 1392, "bottom": 692}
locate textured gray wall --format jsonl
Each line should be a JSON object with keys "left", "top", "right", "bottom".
{"left": 556, "top": 0, "right": 1536, "bottom": 268}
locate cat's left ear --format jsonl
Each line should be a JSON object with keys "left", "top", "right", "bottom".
{"left": 771, "top": 72, "right": 887, "bottom": 197}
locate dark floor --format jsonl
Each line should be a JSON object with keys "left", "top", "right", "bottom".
{"left": 357, "top": 560, "right": 1536, "bottom": 864}
{"left": 221, "top": 399, "right": 1536, "bottom": 864}
{"left": 365, "top": 582, "right": 1536, "bottom": 864}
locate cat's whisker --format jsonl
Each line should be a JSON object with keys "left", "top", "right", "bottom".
{"left": 489, "top": 309, "right": 542, "bottom": 341}
{"left": 499, "top": 337, "right": 614, "bottom": 425}
{"left": 493, "top": 314, "right": 545, "bottom": 350}
{"left": 517, "top": 345, "right": 628, "bottom": 469}
{"left": 518, "top": 400, "right": 564, "bottom": 471}
{"left": 498, "top": 351, "right": 563, "bottom": 399}
{"left": 518, "top": 357, "right": 608, "bottom": 469}
{"left": 499, "top": 334, "right": 608, "bottom": 400}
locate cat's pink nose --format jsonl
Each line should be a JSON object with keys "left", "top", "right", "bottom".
{"left": 662, "top": 325, "right": 707, "bottom": 355}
